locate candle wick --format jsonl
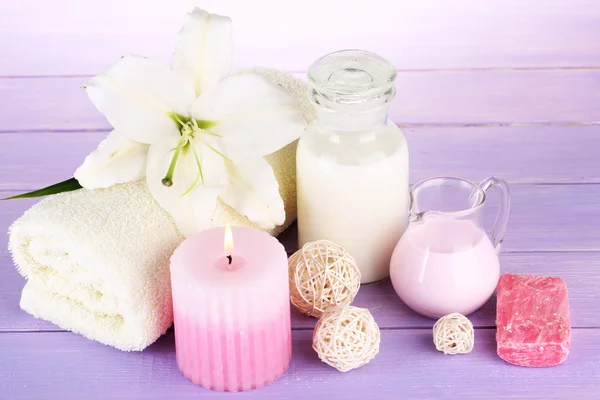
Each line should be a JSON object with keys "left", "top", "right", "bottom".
{"left": 227, "top": 255, "right": 233, "bottom": 265}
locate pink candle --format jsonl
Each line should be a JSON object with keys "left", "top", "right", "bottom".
{"left": 170, "top": 226, "right": 291, "bottom": 392}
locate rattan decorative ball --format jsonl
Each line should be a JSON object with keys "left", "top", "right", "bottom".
{"left": 312, "top": 306, "right": 380, "bottom": 372}
{"left": 288, "top": 240, "right": 361, "bottom": 318}
{"left": 433, "top": 312, "right": 475, "bottom": 355}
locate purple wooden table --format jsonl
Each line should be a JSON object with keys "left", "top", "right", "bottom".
{"left": 2, "top": 1, "right": 600, "bottom": 398}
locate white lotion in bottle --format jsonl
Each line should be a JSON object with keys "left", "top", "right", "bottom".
{"left": 296, "top": 50, "right": 409, "bottom": 284}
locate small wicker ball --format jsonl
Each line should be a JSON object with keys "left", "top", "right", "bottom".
{"left": 433, "top": 312, "right": 475, "bottom": 355}
{"left": 288, "top": 240, "right": 361, "bottom": 318}
{"left": 312, "top": 306, "right": 380, "bottom": 372}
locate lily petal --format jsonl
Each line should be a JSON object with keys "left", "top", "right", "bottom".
{"left": 190, "top": 74, "right": 306, "bottom": 159}
{"left": 74, "top": 130, "right": 149, "bottom": 189}
{"left": 172, "top": 8, "right": 233, "bottom": 97}
{"left": 85, "top": 56, "right": 195, "bottom": 144}
{"left": 220, "top": 157, "right": 285, "bottom": 230}
{"left": 146, "top": 138, "right": 228, "bottom": 237}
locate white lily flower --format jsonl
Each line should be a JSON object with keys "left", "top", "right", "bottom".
{"left": 74, "top": 8, "right": 306, "bottom": 237}
{"left": 74, "top": 130, "right": 149, "bottom": 188}
{"left": 173, "top": 7, "right": 233, "bottom": 97}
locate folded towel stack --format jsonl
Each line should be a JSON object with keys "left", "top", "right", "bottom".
{"left": 8, "top": 69, "right": 314, "bottom": 351}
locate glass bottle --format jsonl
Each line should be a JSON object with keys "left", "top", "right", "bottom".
{"left": 296, "top": 49, "right": 409, "bottom": 284}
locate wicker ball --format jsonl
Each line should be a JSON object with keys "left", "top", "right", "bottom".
{"left": 288, "top": 240, "right": 361, "bottom": 318}
{"left": 433, "top": 312, "right": 475, "bottom": 355}
{"left": 312, "top": 306, "right": 380, "bottom": 372}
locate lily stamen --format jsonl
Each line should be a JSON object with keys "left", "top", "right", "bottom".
{"left": 181, "top": 146, "right": 205, "bottom": 196}
{"left": 199, "top": 136, "right": 232, "bottom": 164}
{"left": 162, "top": 146, "right": 183, "bottom": 187}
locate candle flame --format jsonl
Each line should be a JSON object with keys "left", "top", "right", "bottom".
{"left": 224, "top": 224, "right": 234, "bottom": 252}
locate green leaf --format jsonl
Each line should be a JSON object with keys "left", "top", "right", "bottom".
{"left": 2, "top": 177, "right": 83, "bottom": 200}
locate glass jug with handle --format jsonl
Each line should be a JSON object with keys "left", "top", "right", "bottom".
{"left": 390, "top": 176, "right": 510, "bottom": 319}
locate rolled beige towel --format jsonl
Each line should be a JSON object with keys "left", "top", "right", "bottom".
{"left": 8, "top": 69, "right": 313, "bottom": 351}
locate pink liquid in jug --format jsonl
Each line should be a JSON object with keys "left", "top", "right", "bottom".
{"left": 390, "top": 218, "right": 500, "bottom": 318}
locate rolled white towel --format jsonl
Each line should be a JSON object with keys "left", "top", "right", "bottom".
{"left": 8, "top": 69, "right": 313, "bottom": 351}
{"left": 10, "top": 181, "right": 182, "bottom": 351}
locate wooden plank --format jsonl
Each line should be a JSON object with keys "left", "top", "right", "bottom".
{"left": 405, "top": 126, "right": 600, "bottom": 184}
{"left": 281, "top": 184, "right": 600, "bottom": 253}
{"left": 345, "top": 252, "right": 600, "bottom": 330}
{"left": 0, "top": 329, "right": 598, "bottom": 399}
{"left": 2, "top": 183, "right": 600, "bottom": 258}
{"left": 2, "top": 251, "right": 599, "bottom": 332}
{"left": 0, "top": 133, "right": 101, "bottom": 190}
{"left": 2, "top": 69, "right": 600, "bottom": 132}
{"left": 2, "top": 0, "right": 600, "bottom": 76}
{"left": 0, "top": 77, "right": 102, "bottom": 132}
{"left": 2, "top": 126, "right": 600, "bottom": 192}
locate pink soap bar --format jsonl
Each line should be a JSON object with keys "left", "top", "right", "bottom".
{"left": 496, "top": 273, "right": 571, "bottom": 367}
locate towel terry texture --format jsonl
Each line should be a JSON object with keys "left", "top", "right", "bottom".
{"left": 8, "top": 69, "right": 314, "bottom": 351}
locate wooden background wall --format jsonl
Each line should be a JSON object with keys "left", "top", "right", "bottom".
{"left": 1, "top": 0, "right": 599, "bottom": 133}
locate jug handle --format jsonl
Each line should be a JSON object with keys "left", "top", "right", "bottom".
{"left": 479, "top": 177, "right": 511, "bottom": 253}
